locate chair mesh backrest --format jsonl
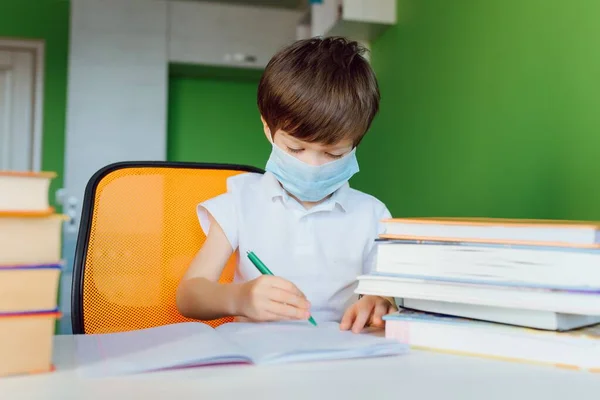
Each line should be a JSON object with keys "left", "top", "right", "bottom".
{"left": 79, "top": 164, "right": 257, "bottom": 334}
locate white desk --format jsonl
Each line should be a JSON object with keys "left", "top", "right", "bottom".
{"left": 0, "top": 335, "right": 598, "bottom": 399}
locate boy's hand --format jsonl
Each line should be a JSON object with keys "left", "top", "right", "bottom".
{"left": 340, "top": 295, "right": 395, "bottom": 333}
{"left": 237, "top": 276, "right": 311, "bottom": 322}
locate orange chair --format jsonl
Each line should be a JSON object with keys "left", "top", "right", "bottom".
{"left": 71, "top": 162, "right": 263, "bottom": 334}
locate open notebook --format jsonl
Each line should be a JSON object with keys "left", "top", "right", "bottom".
{"left": 76, "top": 321, "right": 407, "bottom": 377}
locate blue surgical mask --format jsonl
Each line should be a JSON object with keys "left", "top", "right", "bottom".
{"left": 265, "top": 142, "right": 359, "bottom": 202}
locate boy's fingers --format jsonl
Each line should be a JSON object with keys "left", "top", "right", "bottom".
{"left": 370, "top": 302, "right": 390, "bottom": 327}
{"left": 339, "top": 306, "right": 356, "bottom": 330}
{"left": 269, "top": 277, "right": 306, "bottom": 298}
{"left": 268, "top": 301, "right": 309, "bottom": 320}
{"left": 351, "top": 307, "right": 372, "bottom": 333}
{"left": 268, "top": 288, "right": 310, "bottom": 310}
{"left": 262, "top": 311, "right": 287, "bottom": 322}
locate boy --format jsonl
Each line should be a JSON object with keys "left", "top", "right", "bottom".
{"left": 176, "top": 37, "right": 395, "bottom": 333}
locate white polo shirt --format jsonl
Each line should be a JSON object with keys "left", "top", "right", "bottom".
{"left": 197, "top": 171, "right": 391, "bottom": 323}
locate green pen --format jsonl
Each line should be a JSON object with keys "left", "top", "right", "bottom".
{"left": 246, "top": 250, "right": 317, "bottom": 326}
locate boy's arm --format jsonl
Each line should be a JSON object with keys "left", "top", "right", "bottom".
{"left": 176, "top": 213, "right": 310, "bottom": 321}
{"left": 176, "top": 214, "right": 244, "bottom": 320}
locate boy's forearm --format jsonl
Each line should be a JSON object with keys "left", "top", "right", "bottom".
{"left": 176, "top": 277, "right": 243, "bottom": 320}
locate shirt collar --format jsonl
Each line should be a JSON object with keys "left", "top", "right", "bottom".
{"left": 261, "top": 172, "right": 350, "bottom": 212}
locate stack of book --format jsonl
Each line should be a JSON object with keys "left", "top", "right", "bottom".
{"left": 0, "top": 171, "right": 63, "bottom": 376}
{"left": 356, "top": 217, "right": 600, "bottom": 371}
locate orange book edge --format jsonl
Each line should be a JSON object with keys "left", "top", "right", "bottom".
{"left": 382, "top": 217, "right": 600, "bottom": 229}
{"left": 2, "top": 364, "right": 57, "bottom": 378}
{"left": 28, "top": 365, "right": 56, "bottom": 375}
{"left": 0, "top": 211, "right": 67, "bottom": 220}
{"left": 0, "top": 171, "right": 56, "bottom": 178}
{"left": 0, "top": 208, "right": 56, "bottom": 217}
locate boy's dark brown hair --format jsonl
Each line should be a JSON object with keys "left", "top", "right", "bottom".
{"left": 258, "top": 37, "right": 380, "bottom": 147}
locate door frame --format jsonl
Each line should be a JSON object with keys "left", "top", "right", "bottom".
{"left": 0, "top": 38, "right": 45, "bottom": 171}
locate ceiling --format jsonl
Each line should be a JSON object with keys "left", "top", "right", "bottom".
{"left": 175, "top": 0, "right": 308, "bottom": 10}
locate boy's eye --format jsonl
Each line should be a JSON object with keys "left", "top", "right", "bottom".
{"left": 287, "top": 147, "right": 304, "bottom": 154}
{"left": 326, "top": 153, "right": 344, "bottom": 159}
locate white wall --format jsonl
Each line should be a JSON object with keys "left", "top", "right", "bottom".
{"left": 65, "top": 0, "right": 168, "bottom": 206}
{"left": 169, "top": 1, "right": 301, "bottom": 68}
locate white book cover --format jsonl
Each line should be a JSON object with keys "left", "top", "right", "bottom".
{"left": 374, "top": 239, "right": 600, "bottom": 290}
{"left": 355, "top": 274, "right": 600, "bottom": 315}
{"left": 380, "top": 217, "right": 600, "bottom": 247}
{"left": 402, "top": 299, "right": 600, "bottom": 331}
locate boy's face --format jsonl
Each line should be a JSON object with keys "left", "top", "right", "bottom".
{"left": 262, "top": 118, "right": 353, "bottom": 166}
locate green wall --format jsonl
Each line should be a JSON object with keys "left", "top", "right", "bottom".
{"left": 0, "top": 0, "right": 70, "bottom": 208}
{"left": 167, "top": 67, "right": 269, "bottom": 168}
{"left": 353, "top": 0, "right": 600, "bottom": 221}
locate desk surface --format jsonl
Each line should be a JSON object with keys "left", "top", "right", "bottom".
{"left": 0, "top": 335, "right": 598, "bottom": 399}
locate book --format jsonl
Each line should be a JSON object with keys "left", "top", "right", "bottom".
{"left": 374, "top": 239, "right": 600, "bottom": 290}
{"left": 75, "top": 321, "right": 408, "bottom": 377}
{"left": 402, "top": 299, "right": 600, "bottom": 331}
{"left": 0, "top": 171, "right": 56, "bottom": 213}
{"left": 383, "top": 310, "right": 600, "bottom": 371}
{"left": 0, "top": 214, "right": 65, "bottom": 265}
{"left": 0, "top": 310, "right": 60, "bottom": 377}
{"left": 380, "top": 217, "right": 600, "bottom": 248}
{"left": 355, "top": 274, "right": 600, "bottom": 315}
{"left": 0, "top": 264, "right": 61, "bottom": 313}
{"left": 0, "top": 170, "right": 62, "bottom": 377}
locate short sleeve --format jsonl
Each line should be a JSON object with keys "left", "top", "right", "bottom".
{"left": 363, "top": 203, "right": 392, "bottom": 275}
{"left": 196, "top": 192, "right": 238, "bottom": 250}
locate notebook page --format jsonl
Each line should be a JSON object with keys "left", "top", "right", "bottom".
{"left": 76, "top": 322, "right": 249, "bottom": 377}
{"left": 216, "top": 321, "right": 408, "bottom": 364}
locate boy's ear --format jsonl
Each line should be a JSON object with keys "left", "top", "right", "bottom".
{"left": 260, "top": 115, "right": 272, "bottom": 143}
